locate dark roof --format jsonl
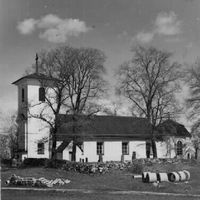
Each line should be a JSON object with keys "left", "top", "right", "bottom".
{"left": 57, "top": 115, "right": 191, "bottom": 141}
{"left": 156, "top": 119, "right": 191, "bottom": 138}
{"left": 57, "top": 115, "right": 153, "bottom": 141}
{"left": 12, "top": 73, "right": 58, "bottom": 85}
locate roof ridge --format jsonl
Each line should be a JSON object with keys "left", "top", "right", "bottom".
{"left": 58, "top": 114, "right": 146, "bottom": 120}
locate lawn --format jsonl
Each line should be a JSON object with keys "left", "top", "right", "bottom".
{"left": 2, "top": 190, "right": 200, "bottom": 200}
{"left": 1, "top": 160, "right": 200, "bottom": 197}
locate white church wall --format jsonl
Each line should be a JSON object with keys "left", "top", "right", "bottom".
{"left": 61, "top": 138, "right": 194, "bottom": 162}
{"left": 27, "top": 133, "right": 49, "bottom": 158}
{"left": 71, "top": 140, "right": 147, "bottom": 162}
{"left": 127, "top": 141, "right": 146, "bottom": 160}
{"left": 155, "top": 137, "right": 194, "bottom": 159}
{"left": 156, "top": 141, "right": 168, "bottom": 158}
{"left": 27, "top": 117, "right": 50, "bottom": 158}
{"left": 104, "top": 141, "right": 122, "bottom": 161}
{"left": 81, "top": 141, "right": 99, "bottom": 162}
{"left": 27, "top": 85, "right": 51, "bottom": 158}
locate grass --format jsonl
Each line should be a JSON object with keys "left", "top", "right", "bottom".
{"left": 1, "top": 160, "right": 200, "bottom": 195}
{"left": 2, "top": 190, "right": 200, "bottom": 200}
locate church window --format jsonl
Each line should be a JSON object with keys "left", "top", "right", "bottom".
{"left": 97, "top": 142, "right": 104, "bottom": 155}
{"left": 38, "top": 142, "right": 45, "bottom": 154}
{"left": 177, "top": 141, "right": 183, "bottom": 156}
{"left": 39, "top": 87, "right": 45, "bottom": 102}
{"left": 122, "top": 142, "right": 129, "bottom": 155}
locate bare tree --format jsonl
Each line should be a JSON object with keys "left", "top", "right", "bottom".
{"left": 186, "top": 59, "right": 200, "bottom": 158}
{"left": 117, "top": 46, "right": 182, "bottom": 158}
{"left": 0, "top": 111, "right": 17, "bottom": 159}
{"left": 60, "top": 47, "right": 106, "bottom": 161}
{"left": 28, "top": 46, "right": 107, "bottom": 161}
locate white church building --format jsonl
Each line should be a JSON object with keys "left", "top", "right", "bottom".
{"left": 13, "top": 72, "right": 193, "bottom": 162}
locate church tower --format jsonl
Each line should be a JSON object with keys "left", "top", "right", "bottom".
{"left": 12, "top": 54, "right": 50, "bottom": 160}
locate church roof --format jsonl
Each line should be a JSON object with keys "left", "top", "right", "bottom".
{"left": 56, "top": 115, "right": 190, "bottom": 141}
{"left": 156, "top": 119, "right": 191, "bottom": 138}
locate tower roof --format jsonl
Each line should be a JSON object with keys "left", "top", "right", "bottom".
{"left": 12, "top": 73, "right": 58, "bottom": 85}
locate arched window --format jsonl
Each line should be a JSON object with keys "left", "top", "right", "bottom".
{"left": 177, "top": 141, "right": 183, "bottom": 156}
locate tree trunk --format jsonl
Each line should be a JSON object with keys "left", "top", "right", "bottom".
{"left": 151, "top": 123, "right": 157, "bottom": 158}
{"left": 195, "top": 147, "right": 198, "bottom": 160}
{"left": 151, "top": 139, "right": 157, "bottom": 158}
{"left": 51, "top": 133, "right": 57, "bottom": 160}
{"left": 72, "top": 115, "right": 77, "bottom": 162}
{"left": 72, "top": 141, "right": 76, "bottom": 161}
{"left": 146, "top": 141, "right": 150, "bottom": 158}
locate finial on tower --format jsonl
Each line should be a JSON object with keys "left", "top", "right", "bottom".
{"left": 35, "top": 53, "right": 39, "bottom": 74}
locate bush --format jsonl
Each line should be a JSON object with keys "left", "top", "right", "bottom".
{"left": 63, "top": 161, "right": 79, "bottom": 171}
{"left": 62, "top": 162, "right": 108, "bottom": 174}
{"left": 1, "top": 158, "right": 12, "bottom": 166}
{"left": 128, "top": 162, "right": 143, "bottom": 174}
{"left": 21, "top": 158, "right": 48, "bottom": 167}
{"left": 21, "top": 158, "right": 68, "bottom": 168}
{"left": 45, "top": 159, "right": 67, "bottom": 168}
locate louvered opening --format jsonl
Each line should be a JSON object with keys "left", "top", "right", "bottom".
{"left": 39, "top": 87, "right": 45, "bottom": 102}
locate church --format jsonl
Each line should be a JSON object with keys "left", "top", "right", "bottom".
{"left": 12, "top": 71, "right": 193, "bottom": 162}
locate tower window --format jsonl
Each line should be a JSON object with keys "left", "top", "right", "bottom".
{"left": 38, "top": 142, "right": 45, "bottom": 154}
{"left": 39, "top": 87, "right": 45, "bottom": 102}
{"left": 22, "top": 88, "right": 25, "bottom": 102}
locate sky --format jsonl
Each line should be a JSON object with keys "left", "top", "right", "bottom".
{"left": 1, "top": 0, "right": 200, "bottom": 125}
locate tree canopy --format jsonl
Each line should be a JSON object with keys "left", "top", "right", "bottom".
{"left": 28, "top": 46, "right": 107, "bottom": 160}
{"left": 117, "top": 46, "right": 182, "bottom": 157}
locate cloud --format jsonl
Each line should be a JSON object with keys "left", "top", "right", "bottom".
{"left": 155, "top": 11, "right": 181, "bottom": 36}
{"left": 117, "top": 30, "right": 128, "bottom": 39}
{"left": 38, "top": 15, "right": 90, "bottom": 43}
{"left": 37, "top": 14, "right": 62, "bottom": 29}
{"left": 132, "top": 11, "right": 181, "bottom": 44}
{"left": 17, "top": 18, "right": 37, "bottom": 34}
{"left": 134, "top": 32, "right": 154, "bottom": 43}
{"left": 17, "top": 14, "right": 91, "bottom": 43}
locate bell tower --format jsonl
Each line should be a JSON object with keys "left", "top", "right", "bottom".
{"left": 12, "top": 54, "right": 48, "bottom": 160}
{"left": 13, "top": 77, "right": 28, "bottom": 159}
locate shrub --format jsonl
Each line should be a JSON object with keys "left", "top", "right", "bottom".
{"left": 21, "top": 158, "right": 47, "bottom": 167}
{"left": 45, "top": 159, "right": 67, "bottom": 168}
{"left": 63, "top": 162, "right": 79, "bottom": 171}
{"left": 1, "top": 158, "right": 12, "bottom": 166}
{"left": 21, "top": 158, "right": 68, "bottom": 168}
{"left": 128, "top": 162, "right": 143, "bottom": 174}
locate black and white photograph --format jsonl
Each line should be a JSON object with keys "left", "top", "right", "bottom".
{"left": 1, "top": 0, "right": 200, "bottom": 199}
